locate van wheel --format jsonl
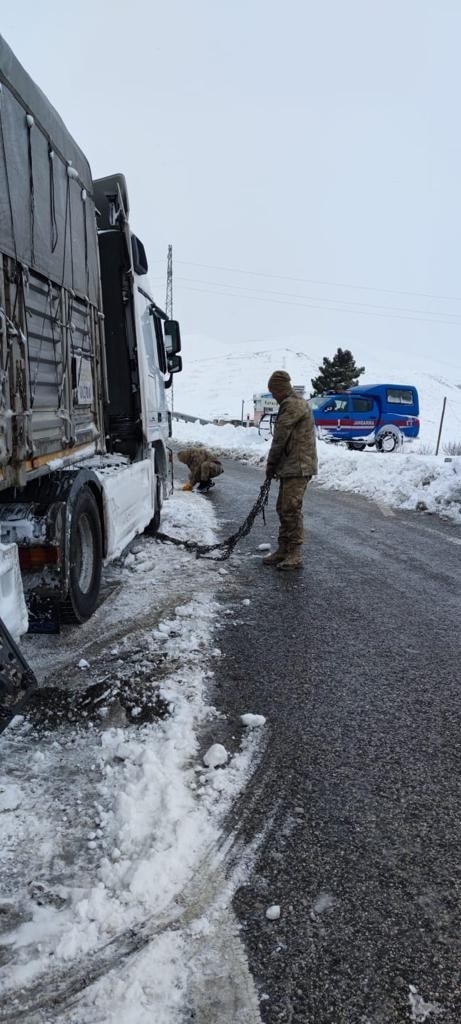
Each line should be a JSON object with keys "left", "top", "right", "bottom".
{"left": 347, "top": 442, "right": 366, "bottom": 451}
{"left": 376, "top": 431, "right": 399, "bottom": 453}
{"left": 61, "top": 488, "right": 102, "bottom": 623}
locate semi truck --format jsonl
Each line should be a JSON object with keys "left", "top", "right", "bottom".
{"left": 0, "top": 36, "right": 182, "bottom": 634}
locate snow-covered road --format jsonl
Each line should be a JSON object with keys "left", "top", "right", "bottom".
{"left": 0, "top": 490, "right": 265, "bottom": 1023}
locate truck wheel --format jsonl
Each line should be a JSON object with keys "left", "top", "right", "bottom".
{"left": 347, "top": 442, "right": 366, "bottom": 451}
{"left": 61, "top": 488, "right": 102, "bottom": 623}
{"left": 376, "top": 431, "right": 399, "bottom": 453}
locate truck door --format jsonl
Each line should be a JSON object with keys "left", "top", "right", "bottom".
{"left": 136, "top": 289, "right": 167, "bottom": 445}
{"left": 316, "top": 396, "right": 351, "bottom": 439}
{"left": 350, "top": 395, "right": 379, "bottom": 438}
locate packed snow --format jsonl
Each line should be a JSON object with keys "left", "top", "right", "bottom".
{"left": 241, "top": 714, "right": 267, "bottom": 729}
{"left": 172, "top": 418, "right": 461, "bottom": 523}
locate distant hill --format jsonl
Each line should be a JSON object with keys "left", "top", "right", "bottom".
{"left": 174, "top": 335, "right": 461, "bottom": 447}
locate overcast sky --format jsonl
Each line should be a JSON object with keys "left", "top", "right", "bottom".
{"left": 2, "top": 1, "right": 460, "bottom": 364}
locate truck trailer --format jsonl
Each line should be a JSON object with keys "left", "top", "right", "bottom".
{"left": 0, "top": 36, "right": 182, "bottom": 631}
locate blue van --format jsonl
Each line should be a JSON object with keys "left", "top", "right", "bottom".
{"left": 309, "top": 384, "right": 420, "bottom": 452}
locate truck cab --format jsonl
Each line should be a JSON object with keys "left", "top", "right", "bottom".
{"left": 93, "top": 175, "right": 182, "bottom": 489}
{"left": 0, "top": 32, "right": 184, "bottom": 630}
{"left": 309, "top": 384, "right": 420, "bottom": 452}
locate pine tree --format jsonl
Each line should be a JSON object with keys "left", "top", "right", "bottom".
{"left": 310, "top": 348, "right": 365, "bottom": 396}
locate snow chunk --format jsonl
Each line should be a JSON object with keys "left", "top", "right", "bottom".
{"left": 258, "top": 543, "right": 271, "bottom": 551}
{"left": 242, "top": 598, "right": 250, "bottom": 606}
{"left": 203, "top": 743, "right": 228, "bottom": 768}
{"left": 241, "top": 713, "right": 266, "bottom": 728}
{"left": 265, "top": 904, "right": 281, "bottom": 920}
{"left": 0, "top": 783, "right": 22, "bottom": 812}
{"left": 312, "top": 892, "right": 335, "bottom": 914}
{"left": 409, "top": 985, "right": 443, "bottom": 1022}
{"left": 78, "top": 659, "right": 90, "bottom": 671}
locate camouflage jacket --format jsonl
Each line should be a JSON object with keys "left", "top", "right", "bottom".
{"left": 177, "top": 448, "right": 223, "bottom": 485}
{"left": 266, "top": 391, "right": 318, "bottom": 478}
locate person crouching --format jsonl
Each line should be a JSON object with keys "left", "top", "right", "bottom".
{"left": 177, "top": 448, "right": 224, "bottom": 492}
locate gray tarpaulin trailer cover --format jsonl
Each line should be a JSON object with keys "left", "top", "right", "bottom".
{"left": 0, "top": 35, "right": 100, "bottom": 306}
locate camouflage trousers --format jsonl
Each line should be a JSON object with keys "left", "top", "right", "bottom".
{"left": 190, "top": 459, "right": 224, "bottom": 487}
{"left": 276, "top": 477, "right": 311, "bottom": 549}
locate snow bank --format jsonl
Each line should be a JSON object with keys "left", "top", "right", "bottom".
{"left": 172, "top": 420, "right": 461, "bottom": 523}
{"left": 318, "top": 444, "right": 461, "bottom": 523}
{"left": 173, "top": 417, "right": 269, "bottom": 463}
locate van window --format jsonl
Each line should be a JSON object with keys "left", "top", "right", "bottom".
{"left": 323, "top": 397, "right": 349, "bottom": 412}
{"left": 352, "top": 397, "right": 374, "bottom": 412}
{"left": 386, "top": 388, "right": 414, "bottom": 405}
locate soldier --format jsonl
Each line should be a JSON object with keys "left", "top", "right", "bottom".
{"left": 263, "top": 371, "right": 318, "bottom": 570}
{"left": 177, "top": 447, "right": 224, "bottom": 492}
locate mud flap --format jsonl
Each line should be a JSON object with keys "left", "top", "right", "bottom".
{"left": 0, "top": 617, "right": 37, "bottom": 734}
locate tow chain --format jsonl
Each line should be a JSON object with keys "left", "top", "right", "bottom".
{"left": 156, "top": 478, "right": 272, "bottom": 561}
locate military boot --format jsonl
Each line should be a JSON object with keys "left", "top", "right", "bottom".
{"left": 277, "top": 546, "right": 303, "bottom": 571}
{"left": 262, "top": 547, "right": 287, "bottom": 566}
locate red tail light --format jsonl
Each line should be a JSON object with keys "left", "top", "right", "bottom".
{"left": 19, "top": 546, "right": 61, "bottom": 571}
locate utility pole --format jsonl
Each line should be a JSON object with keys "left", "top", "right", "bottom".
{"left": 165, "top": 245, "right": 173, "bottom": 415}
{"left": 435, "top": 396, "right": 447, "bottom": 456}
{"left": 165, "top": 244, "right": 173, "bottom": 319}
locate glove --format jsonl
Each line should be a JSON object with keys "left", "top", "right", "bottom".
{"left": 181, "top": 482, "right": 193, "bottom": 492}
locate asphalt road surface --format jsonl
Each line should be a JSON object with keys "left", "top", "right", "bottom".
{"left": 207, "top": 459, "right": 461, "bottom": 1024}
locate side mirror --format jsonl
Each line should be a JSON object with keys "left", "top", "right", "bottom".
{"left": 164, "top": 319, "right": 181, "bottom": 356}
{"left": 167, "top": 353, "right": 182, "bottom": 375}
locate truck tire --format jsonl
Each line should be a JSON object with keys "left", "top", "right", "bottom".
{"left": 61, "top": 488, "right": 103, "bottom": 623}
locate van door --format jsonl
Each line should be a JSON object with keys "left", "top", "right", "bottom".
{"left": 315, "top": 396, "right": 352, "bottom": 439}
{"left": 350, "top": 395, "right": 379, "bottom": 438}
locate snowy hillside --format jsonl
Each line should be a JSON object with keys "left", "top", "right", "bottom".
{"left": 174, "top": 335, "right": 461, "bottom": 448}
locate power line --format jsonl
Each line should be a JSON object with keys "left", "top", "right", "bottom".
{"left": 176, "top": 259, "right": 461, "bottom": 306}
{"left": 173, "top": 274, "right": 461, "bottom": 322}
{"left": 172, "top": 282, "right": 461, "bottom": 328}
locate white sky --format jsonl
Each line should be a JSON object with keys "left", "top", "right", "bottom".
{"left": 2, "top": 1, "right": 460, "bottom": 364}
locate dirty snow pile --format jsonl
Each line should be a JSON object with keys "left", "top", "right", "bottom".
{"left": 0, "top": 489, "right": 266, "bottom": 1023}
{"left": 172, "top": 418, "right": 461, "bottom": 523}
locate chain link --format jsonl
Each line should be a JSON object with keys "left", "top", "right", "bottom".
{"left": 157, "top": 478, "right": 272, "bottom": 561}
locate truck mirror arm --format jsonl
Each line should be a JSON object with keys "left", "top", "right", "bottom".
{"left": 149, "top": 302, "right": 168, "bottom": 321}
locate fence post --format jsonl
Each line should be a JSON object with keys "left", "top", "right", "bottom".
{"left": 435, "top": 397, "right": 447, "bottom": 456}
